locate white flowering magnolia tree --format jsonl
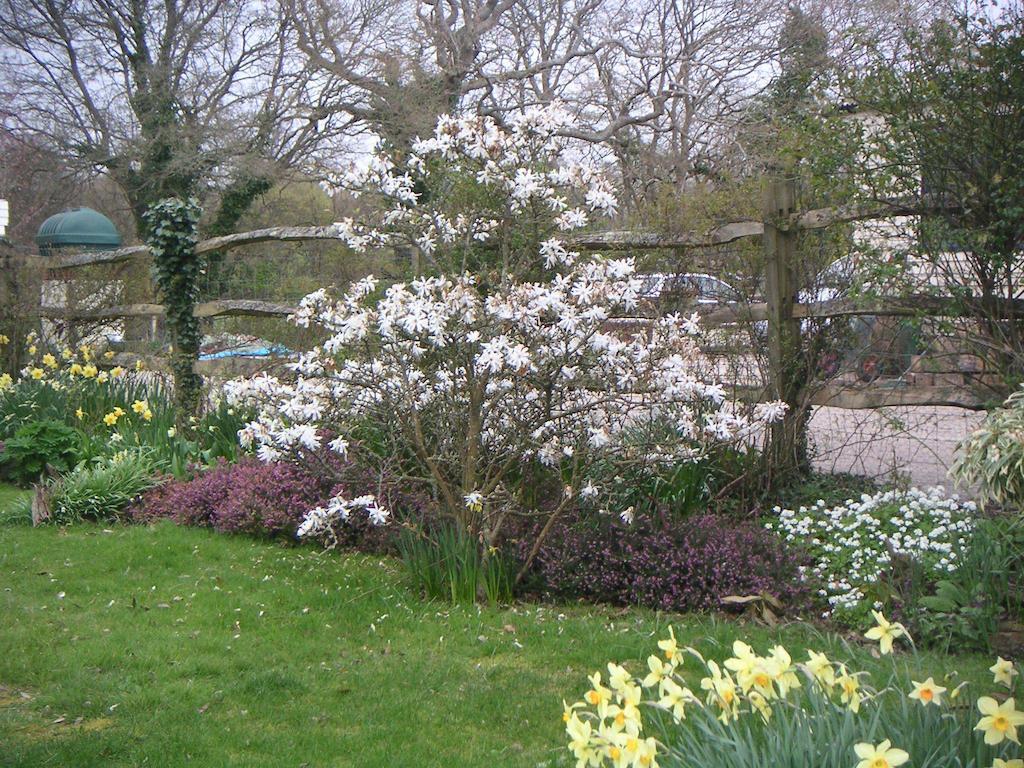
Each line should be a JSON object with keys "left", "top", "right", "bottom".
{"left": 322, "top": 104, "right": 618, "bottom": 284}
{"left": 224, "top": 107, "right": 786, "bottom": 573}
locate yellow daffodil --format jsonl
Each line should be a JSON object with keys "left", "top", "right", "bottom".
{"left": 657, "top": 627, "right": 679, "bottom": 662}
{"left": 0, "top": 372, "right": 11, "bottom": 390}
{"left": 634, "top": 737, "right": 658, "bottom": 768}
{"left": 805, "top": 650, "right": 836, "bottom": 687}
{"left": 82, "top": 363, "right": 98, "bottom": 378}
{"left": 836, "top": 665, "right": 862, "bottom": 713}
{"left": 135, "top": 359, "right": 144, "bottom": 371}
{"left": 584, "top": 672, "right": 612, "bottom": 708}
{"left": 723, "top": 641, "right": 759, "bottom": 688}
{"left": 865, "top": 610, "right": 908, "bottom": 655}
{"left": 853, "top": 739, "right": 910, "bottom": 768}
{"left": 700, "top": 660, "right": 739, "bottom": 722}
{"left": 113, "top": 406, "right": 125, "bottom": 417}
{"left": 565, "top": 713, "right": 600, "bottom": 766}
{"left": 61, "top": 347, "right": 73, "bottom": 359}
{"left": 657, "top": 678, "right": 692, "bottom": 722}
{"left": 80, "top": 344, "right": 92, "bottom": 361}
{"left": 607, "top": 662, "right": 633, "bottom": 696}
{"left": 0, "top": 334, "right": 8, "bottom": 344}
{"left": 27, "top": 344, "right": 37, "bottom": 355}
{"left": 604, "top": 698, "right": 642, "bottom": 739}
{"left": 143, "top": 409, "right": 153, "bottom": 421}
{"left": 908, "top": 677, "right": 946, "bottom": 706}
{"left": 29, "top": 367, "right": 44, "bottom": 380}
{"left": 111, "top": 366, "right": 125, "bottom": 377}
{"left": 748, "top": 690, "right": 773, "bottom": 723}
{"left": 131, "top": 399, "right": 148, "bottom": 414}
{"left": 98, "top": 371, "right": 110, "bottom": 383}
{"left": 561, "top": 699, "right": 581, "bottom": 724}
{"left": 42, "top": 353, "right": 57, "bottom": 368}
{"left": 75, "top": 408, "right": 85, "bottom": 419}
{"left": 992, "top": 658, "right": 1018, "bottom": 688}
{"left": 597, "top": 724, "right": 627, "bottom": 764}
{"left": 103, "top": 412, "right": 119, "bottom": 426}
{"left": 976, "top": 696, "right": 1024, "bottom": 745}
{"left": 68, "top": 363, "right": 83, "bottom": 376}
{"left": 104, "top": 350, "right": 115, "bottom": 360}
{"left": 769, "top": 645, "right": 801, "bottom": 697}
{"left": 642, "top": 654, "right": 674, "bottom": 689}
{"left": 992, "top": 759, "right": 1024, "bottom": 768}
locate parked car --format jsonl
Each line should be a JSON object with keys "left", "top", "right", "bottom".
{"left": 639, "top": 272, "right": 742, "bottom": 306}
{"left": 803, "top": 256, "right": 921, "bottom": 381}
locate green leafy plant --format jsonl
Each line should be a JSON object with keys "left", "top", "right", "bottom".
{"left": 47, "top": 449, "right": 163, "bottom": 524}
{"left": 580, "top": 419, "right": 718, "bottom": 521}
{"left": 0, "top": 419, "right": 80, "bottom": 484}
{"left": 953, "top": 384, "right": 1024, "bottom": 509}
{"left": 398, "top": 524, "right": 514, "bottom": 606}
{"left": 910, "top": 513, "right": 1024, "bottom": 653}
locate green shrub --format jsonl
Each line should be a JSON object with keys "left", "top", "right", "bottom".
{"left": 0, "top": 420, "right": 80, "bottom": 484}
{"left": 579, "top": 419, "right": 725, "bottom": 521}
{"left": 47, "top": 450, "right": 163, "bottom": 524}
{"left": 953, "top": 384, "right": 1024, "bottom": 509}
{"left": 914, "top": 514, "right": 1024, "bottom": 653}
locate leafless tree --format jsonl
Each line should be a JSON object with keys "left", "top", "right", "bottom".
{"left": 0, "top": 129, "right": 78, "bottom": 245}
{"left": 0, "top": 0, "right": 344, "bottom": 237}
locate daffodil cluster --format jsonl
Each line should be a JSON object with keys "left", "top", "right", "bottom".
{"left": 766, "top": 487, "right": 975, "bottom": 620}
{"left": 565, "top": 631, "right": 877, "bottom": 766}
{"left": 565, "top": 615, "right": 1024, "bottom": 768}
{"left": 1, "top": 336, "right": 158, "bottom": 435}
{"left": 7, "top": 335, "right": 140, "bottom": 390}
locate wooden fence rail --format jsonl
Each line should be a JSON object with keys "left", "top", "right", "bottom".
{"left": 40, "top": 294, "right": 1024, "bottom": 326}
{"left": 38, "top": 197, "right": 952, "bottom": 272}
{"left": 22, "top": 182, "right": 1006, "bottom": 426}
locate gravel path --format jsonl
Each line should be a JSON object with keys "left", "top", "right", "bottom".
{"left": 808, "top": 405, "right": 983, "bottom": 490}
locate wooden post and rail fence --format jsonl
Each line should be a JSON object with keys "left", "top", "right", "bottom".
{"left": 8, "top": 176, "right": 1022, "bottom": 440}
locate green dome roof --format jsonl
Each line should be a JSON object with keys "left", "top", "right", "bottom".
{"left": 35, "top": 207, "right": 123, "bottom": 252}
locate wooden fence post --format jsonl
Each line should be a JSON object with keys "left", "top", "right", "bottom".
{"left": 762, "top": 172, "right": 807, "bottom": 479}
{"left": 0, "top": 244, "right": 41, "bottom": 375}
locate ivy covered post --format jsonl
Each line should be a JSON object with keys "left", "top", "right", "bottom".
{"left": 145, "top": 198, "right": 203, "bottom": 431}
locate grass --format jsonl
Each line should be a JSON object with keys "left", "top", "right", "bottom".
{"left": 0, "top": 483, "right": 995, "bottom": 767}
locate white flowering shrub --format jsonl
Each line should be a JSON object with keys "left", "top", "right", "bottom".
{"left": 224, "top": 107, "right": 786, "bottom": 563}
{"left": 766, "top": 487, "right": 976, "bottom": 622}
{"left": 227, "top": 261, "right": 787, "bottom": 553}
{"left": 323, "top": 103, "right": 618, "bottom": 283}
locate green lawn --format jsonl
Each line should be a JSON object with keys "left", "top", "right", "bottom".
{"left": 0, "top": 487, "right": 993, "bottom": 767}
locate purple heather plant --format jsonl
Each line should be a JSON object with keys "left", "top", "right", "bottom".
{"left": 129, "top": 451, "right": 428, "bottom": 553}
{"left": 128, "top": 458, "right": 334, "bottom": 536}
{"left": 524, "top": 511, "right": 808, "bottom": 613}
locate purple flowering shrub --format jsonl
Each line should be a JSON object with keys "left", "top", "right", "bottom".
{"left": 522, "top": 512, "right": 808, "bottom": 613}
{"left": 128, "top": 458, "right": 334, "bottom": 536}
{"left": 128, "top": 451, "right": 422, "bottom": 551}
